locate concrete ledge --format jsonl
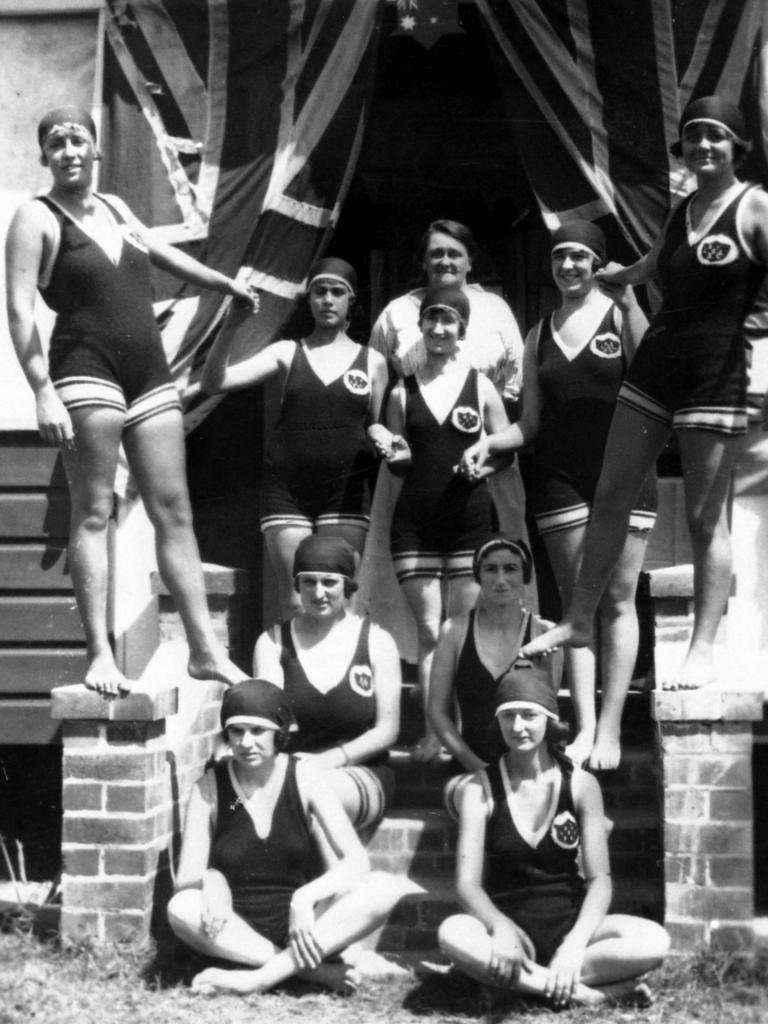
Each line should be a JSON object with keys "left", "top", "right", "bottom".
{"left": 653, "top": 683, "right": 764, "bottom": 723}
{"left": 151, "top": 563, "right": 250, "bottom": 596}
{"left": 51, "top": 681, "right": 178, "bottom": 723}
{"left": 645, "top": 565, "right": 694, "bottom": 599}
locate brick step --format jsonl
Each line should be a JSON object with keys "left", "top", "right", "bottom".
{"left": 388, "top": 746, "right": 660, "bottom": 812}
{"left": 374, "top": 869, "right": 663, "bottom": 954}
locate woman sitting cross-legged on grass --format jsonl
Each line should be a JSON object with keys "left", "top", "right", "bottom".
{"left": 438, "top": 672, "right": 669, "bottom": 1008}
{"left": 167, "top": 679, "right": 404, "bottom": 996}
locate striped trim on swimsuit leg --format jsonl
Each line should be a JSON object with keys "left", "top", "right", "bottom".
{"left": 124, "top": 383, "right": 182, "bottom": 428}
{"left": 54, "top": 376, "right": 127, "bottom": 415}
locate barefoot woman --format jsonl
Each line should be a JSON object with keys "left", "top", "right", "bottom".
{"left": 438, "top": 672, "right": 669, "bottom": 1007}
{"left": 5, "top": 106, "right": 258, "bottom": 696}
{"left": 168, "top": 679, "right": 402, "bottom": 996}
{"left": 523, "top": 96, "right": 768, "bottom": 690}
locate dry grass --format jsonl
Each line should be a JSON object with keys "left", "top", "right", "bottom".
{"left": 1, "top": 921, "right": 767, "bottom": 1024}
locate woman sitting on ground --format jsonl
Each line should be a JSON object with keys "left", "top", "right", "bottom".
{"left": 438, "top": 672, "right": 669, "bottom": 1008}
{"left": 254, "top": 534, "right": 401, "bottom": 832}
{"left": 428, "top": 534, "right": 558, "bottom": 818}
{"left": 167, "top": 679, "right": 403, "bottom": 996}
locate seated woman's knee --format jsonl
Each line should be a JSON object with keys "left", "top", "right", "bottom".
{"left": 167, "top": 888, "right": 202, "bottom": 932}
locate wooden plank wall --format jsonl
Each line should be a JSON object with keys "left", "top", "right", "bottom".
{"left": 0, "top": 432, "right": 86, "bottom": 742}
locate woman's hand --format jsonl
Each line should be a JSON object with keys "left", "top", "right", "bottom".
{"left": 458, "top": 437, "right": 491, "bottom": 480}
{"left": 368, "top": 424, "right": 409, "bottom": 463}
{"left": 200, "top": 869, "right": 233, "bottom": 940}
{"left": 289, "top": 890, "right": 322, "bottom": 969}
{"left": 594, "top": 261, "right": 634, "bottom": 305}
{"left": 227, "top": 276, "right": 260, "bottom": 313}
{"left": 487, "top": 919, "right": 532, "bottom": 989}
{"left": 545, "top": 935, "right": 587, "bottom": 1006}
{"left": 35, "top": 385, "right": 75, "bottom": 449}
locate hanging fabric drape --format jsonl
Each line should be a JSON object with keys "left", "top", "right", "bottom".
{"left": 102, "top": 0, "right": 382, "bottom": 428}
{"left": 476, "top": 0, "right": 767, "bottom": 263}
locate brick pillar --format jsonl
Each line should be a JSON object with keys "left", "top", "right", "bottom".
{"left": 648, "top": 567, "right": 763, "bottom": 951}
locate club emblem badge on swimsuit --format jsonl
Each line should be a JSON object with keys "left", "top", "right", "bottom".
{"left": 451, "top": 406, "right": 481, "bottom": 434}
{"left": 589, "top": 333, "right": 621, "bottom": 359}
{"left": 343, "top": 370, "right": 371, "bottom": 396}
{"left": 550, "top": 810, "right": 580, "bottom": 850}
{"left": 696, "top": 234, "right": 738, "bottom": 266}
{"left": 349, "top": 665, "right": 374, "bottom": 696}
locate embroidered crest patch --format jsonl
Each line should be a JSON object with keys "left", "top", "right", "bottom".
{"left": 696, "top": 234, "right": 738, "bottom": 266}
{"left": 451, "top": 405, "right": 481, "bottom": 434}
{"left": 349, "top": 664, "right": 374, "bottom": 697}
{"left": 343, "top": 369, "right": 370, "bottom": 396}
{"left": 590, "top": 332, "right": 621, "bottom": 359}
{"left": 550, "top": 810, "right": 580, "bottom": 850}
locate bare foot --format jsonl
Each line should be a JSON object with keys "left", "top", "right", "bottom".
{"left": 188, "top": 647, "right": 248, "bottom": 687}
{"left": 412, "top": 733, "right": 443, "bottom": 763}
{"left": 191, "top": 966, "right": 261, "bottom": 995}
{"left": 84, "top": 652, "right": 131, "bottom": 699}
{"left": 300, "top": 961, "right": 360, "bottom": 995}
{"left": 521, "top": 619, "right": 591, "bottom": 658}
{"left": 565, "top": 730, "right": 595, "bottom": 767}
{"left": 589, "top": 722, "right": 622, "bottom": 770}
{"left": 662, "top": 645, "right": 716, "bottom": 691}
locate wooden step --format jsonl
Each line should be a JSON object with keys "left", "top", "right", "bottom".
{"left": 0, "top": 649, "right": 86, "bottom": 693}
{"left": 0, "top": 438, "right": 66, "bottom": 487}
{"left": 0, "top": 544, "right": 69, "bottom": 589}
{"left": 0, "top": 698, "right": 61, "bottom": 744}
{"left": 0, "top": 596, "right": 83, "bottom": 642}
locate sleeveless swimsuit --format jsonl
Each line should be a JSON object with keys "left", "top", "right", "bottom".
{"left": 209, "top": 756, "right": 316, "bottom": 947}
{"left": 483, "top": 756, "right": 585, "bottom": 964}
{"left": 532, "top": 307, "right": 657, "bottom": 535}
{"left": 261, "top": 343, "right": 375, "bottom": 531}
{"left": 619, "top": 184, "right": 766, "bottom": 435}
{"left": 37, "top": 194, "right": 180, "bottom": 427}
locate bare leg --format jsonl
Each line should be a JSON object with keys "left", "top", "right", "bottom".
{"left": 62, "top": 408, "right": 128, "bottom": 697}
{"left": 399, "top": 576, "right": 444, "bottom": 762}
{"left": 591, "top": 530, "right": 650, "bottom": 770}
{"left": 191, "top": 872, "right": 402, "bottom": 995}
{"left": 580, "top": 914, "right": 669, "bottom": 991}
{"left": 543, "top": 527, "right": 597, "bottom": 766}
{"left": 123, "top": 410, "right": 246, "bottom": 685}
{"left": 523, "top": 407, "right": 670, "bottom": 658}
{"left": 262, "top": 524, "right": 312, "bottom": 621}
{"left": 665, "top": 430, "right": 745, "bottom": 690}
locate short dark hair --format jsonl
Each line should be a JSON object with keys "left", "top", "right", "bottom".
{"left": 417, "top": 219, "right": 479, "bottom": 266}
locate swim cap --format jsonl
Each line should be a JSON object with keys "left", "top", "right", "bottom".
{"left": 38, "top": 105, "right": 97, "bottom": 148}
{"left": 494, "top": 670, "right": 560, "bottom": 721}
{"left": 551, "top": 221, "right": 606, "bottom": 265}
{"left": 292, "top": 534, "right": 357, "bottom": 581}
{"left": 678, "top": 95, "right": 746, "bottom": 140}
{"left": 472, "top": 534, "right": 532, "bottom": 584}
{"left": 419, "top": 284, "right": 470, "bottom": 326}
{"left": 306, "top": 257, "right": 357, "bottom": 296}
{"left": 220, "top": 678, "right": 296, "bottom": 732}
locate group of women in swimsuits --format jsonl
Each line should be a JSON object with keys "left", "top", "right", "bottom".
{"left": 6, "top": 92, "right": 765, "bottom": 1004}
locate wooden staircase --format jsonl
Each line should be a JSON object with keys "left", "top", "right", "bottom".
{"left": 0, "top": 432, "right": 84, "bottom": 744}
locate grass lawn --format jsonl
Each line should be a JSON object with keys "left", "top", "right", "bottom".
{"left": 1, "top": 926, "right": 767, "bottom": 1024}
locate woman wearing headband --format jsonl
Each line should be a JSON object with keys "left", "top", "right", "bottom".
{"left": 5, "top": 105, "right": 259, "bottom": 696}
{"left": 428, "top": 534, "right": 558, "bottom": 816}
{"left": 438, "top": 673, "right": 669, "bottom": 1008}
{"left": 168, "top": 678, "right": 402, "bottom": 996}
{"left": 523, "top": 96, "right": 768, "bottom": 692}
{"left": 371, "top": 284, "right": 511, "bottom": 762}
{"left": 253, "top": 534, "right": 400, "bottom": 831}
{"left": 203, "top": 257, "right": 388, "bottom": 619}
{"left": 461, "top": 222, "right": 655, "bottom": 769}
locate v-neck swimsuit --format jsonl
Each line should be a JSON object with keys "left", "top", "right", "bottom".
{"left": 261, "top": 342, "right": 375, "bottom": 531}
{"left": 532, "top": 308, "right": 657, "bottom": 535}
{"left": 209, "top": 756, "right": 317, "bottom": 947}
{"left": 391, "top": 368, "right": 494, "bottom": 579}
{"left": 36, "top": 194, "right": 181, "bottom": 427}
{"left": 618, "top": 184, "right": 766, "bottom": 435}
{"left": 483, "top": 757, "right": 585, "bottom": 964}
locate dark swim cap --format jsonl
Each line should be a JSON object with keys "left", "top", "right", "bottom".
{"left": 494, "top": 670, "right": 560, "bottom": 721}
{"left": 292, "top": 534, "right": 357, "bottom": 581}
{"left": 38, "top": 105, "right": 97, "bottom": 147}
{"left": 306, "top": 257, "right": 357, "bottom": 296}
{"left": 472, "top": 533, "right": 533, "bottom": 584}
{"left": 551, "top": 221, "right": 606, "bottom": 264}
{"left": 678, "top": 95, "right": 746, "bottom": 140}
{"left": 220, "top": 678, "right": 296, "bottom": 732}
{"left": 419, "top": 284, "right": 470, "bottom": 326}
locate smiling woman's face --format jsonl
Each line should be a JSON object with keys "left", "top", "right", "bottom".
{"left": 423, "top": 231, "right": 472, "bottom": 287}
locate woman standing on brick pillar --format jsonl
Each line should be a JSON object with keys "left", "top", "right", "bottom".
{"left": 254, "top": 534, "right": 400, "bottom": 832}
{"left": 5, "top": 105, "right": 259, "bottom": 697}
{"left": 438, "top": 672, "right": 669, "bottom": 1008}
{"left": 168, "top": 679, "right": 403, "bottom": 996}
{"left": 522, "top": 96, "right": 768, "bottom": 691}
